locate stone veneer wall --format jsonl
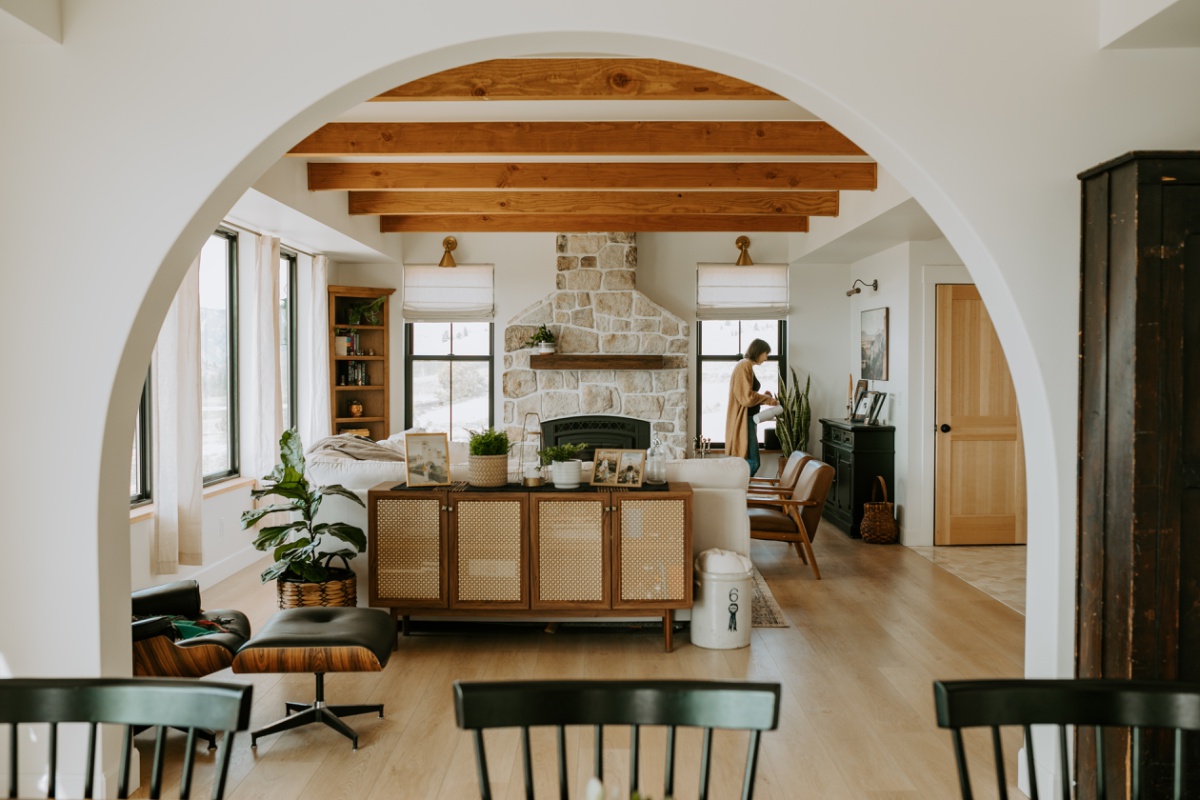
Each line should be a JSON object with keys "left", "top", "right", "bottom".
{"left": 502, "top": 233, "right": 690, "bottom": 455}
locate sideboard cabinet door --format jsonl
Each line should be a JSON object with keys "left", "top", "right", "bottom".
{"left": 370, "top": 491, "right": 447, "bottom": 608}
{"left": 530, "top": 494, "right": 611, "bottom": 610}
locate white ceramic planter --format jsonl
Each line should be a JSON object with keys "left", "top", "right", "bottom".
{"left": 538, "top": 342, "right": 556, "bottom": 354}
{"left": 550, "top": 459, "right": 582, "bottom": 489}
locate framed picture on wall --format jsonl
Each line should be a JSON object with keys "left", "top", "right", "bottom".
{"left": 405, "top": 432, "right": 451, "bottom": 487}
{"left": 861, "top": 307, "right": 889, "bottom": 381}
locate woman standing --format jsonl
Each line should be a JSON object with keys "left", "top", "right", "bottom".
{"left": 724, "top": 338, "right": 778, "bottom": 477}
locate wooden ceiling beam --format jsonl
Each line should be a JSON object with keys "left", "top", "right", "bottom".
{"left": 308, "top": 161, "right": 876, "bottom": 192}
{"left": 289, "top": 121, "right": 865, "bottom": 157}
{"left": 379, "top": 214, "right": 810, "bottom": 233}
{"left": 350, "top": 190, "right": 837, "bottom": 217}
{"left": 372, "top": 58, "right": 784, "bottom": 101}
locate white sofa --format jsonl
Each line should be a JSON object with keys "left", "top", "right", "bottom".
{"left": 664, "top": 456, "right": 751, "bottom": 557}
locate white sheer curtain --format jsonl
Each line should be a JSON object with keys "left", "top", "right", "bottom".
{"left": 302, "top": 254, "right": 331, "bottom": 446}
{"left": 151, "top": 256, "right": 203, "bottom": 572}
{"left": 243, "top": 232, "right": 283, "bottom": 477}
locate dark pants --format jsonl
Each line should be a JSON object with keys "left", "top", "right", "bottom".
{"left": 746, "top": 417, "right": 760, "bottom": 477}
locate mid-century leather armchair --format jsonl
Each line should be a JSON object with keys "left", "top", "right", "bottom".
{"left": 748, "top": 450, "right": 813, "bottom": 498}
{"left": 747, "top": 459, "right": 834, "bottom": 580}
{"left": 131, "top": 580, "right": 251, "bottom": 679}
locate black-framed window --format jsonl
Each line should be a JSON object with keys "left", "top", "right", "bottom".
{"left": 279, "top": 249, "right": 299, "bottom": 431}
{"left": 200, "top": 228, "right": 239, "bottom": 483}
{"left": 405, "top": 322, "right": 493, "bottom": 441}
{"left": 130, "top": 369, "right": 152, "bottom": 505}
{"left": 696, "top": 320, "right": 787, "bottom": 447}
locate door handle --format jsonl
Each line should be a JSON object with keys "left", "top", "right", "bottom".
{"left": 940, "top": 424, "right": 951, "bottom": 433}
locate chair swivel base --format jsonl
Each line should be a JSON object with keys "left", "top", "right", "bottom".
{"left": 250, "top": 672, "right": 383, "bottom": 751}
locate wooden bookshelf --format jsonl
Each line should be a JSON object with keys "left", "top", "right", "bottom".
{"left": 328, "top": 285, "right": 395, "bottom": 440}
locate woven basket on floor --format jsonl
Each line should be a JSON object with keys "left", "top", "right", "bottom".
{"left": 860, "top": 476, "right": 899, "bottom": 544}
{"left": 276, "top": 556, "right": 358, "bottom": 608}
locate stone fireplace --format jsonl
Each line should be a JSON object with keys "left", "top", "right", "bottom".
{"left": 502, "top": 233, "right": 689, "bottom": 455}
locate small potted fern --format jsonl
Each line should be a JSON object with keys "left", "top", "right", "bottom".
{"left": 467, "top": 427, "right": 512, "bottom": 487}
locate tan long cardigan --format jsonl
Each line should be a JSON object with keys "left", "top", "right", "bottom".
{"left": 724, "top": 358, "right": 774, "bottom": 458}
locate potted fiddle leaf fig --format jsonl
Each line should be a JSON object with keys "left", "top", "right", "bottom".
{"left": 241, "top": 428, "right": 367, "bottom": 608}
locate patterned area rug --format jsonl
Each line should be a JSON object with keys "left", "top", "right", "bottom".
{"left": 752, "top": 567, "right": 788, "bottom": 628}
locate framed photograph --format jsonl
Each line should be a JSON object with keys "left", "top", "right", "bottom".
{"left": 615, "top": 450, "right": 646, "bottom": 488}
{"left": 590, "top": 449, "right": 622, "bottom": 486}
{"left": 852, "top": 379, "right": 869, "bottom": 415}
{"left": 405, "top": 432, "right": 451, "bottom": 487}
{"left": 861, "top": 307, "right": 889, "bottom": 381}
{"left": 851, "top": 392, "right": 874, "bottom": 423}
{"left": 867, "top": 391, "right": 888, "bottom": 425}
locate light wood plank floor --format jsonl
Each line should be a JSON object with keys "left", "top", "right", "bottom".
{"left": 132, "top": 522, "right": 1026, "bottom": 799}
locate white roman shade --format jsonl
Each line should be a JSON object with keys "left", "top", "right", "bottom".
{"left": 402, "top": 264, "right": 494, "bottom": 321}
{"left": 696, "top": 263, "right": 790, "bottom": 320}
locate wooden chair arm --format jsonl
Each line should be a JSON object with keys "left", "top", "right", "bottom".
{"left": 746, "top": 497, "right": 817, "bottom": 508}
{"left": 748, "top": 476, "right": 780, "bottom": 485}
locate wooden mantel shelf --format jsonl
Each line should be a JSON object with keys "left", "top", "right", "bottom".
{"left": 530, "top": 354, "right": 667, "bottom": 370}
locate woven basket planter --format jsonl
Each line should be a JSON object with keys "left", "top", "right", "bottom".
{"left": 276, "top": 566, "right": 357, "bottom": 609}
{"left": 469, "top": 454, "right": 509, "bottom": 487}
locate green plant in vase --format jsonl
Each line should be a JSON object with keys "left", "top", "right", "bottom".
{"left": 774, "top": 367, "right": 812, "bottom": 455}
{"left": 524, "top": 323, "right": 556, "bottom": 352}
{"left": 347, "top": 295, "right": 386, "bottom": 326}
{"left": 537, "top": 441, "right": 589, "bottom": 466}
{"left": 241, "top": 429, "right": 366, "bottom": 588}
{"left": 538, "top": 441, "right": 589, "bottom": 489}
{"left": 466, "top": 427, "right": 512, "bottom": 487}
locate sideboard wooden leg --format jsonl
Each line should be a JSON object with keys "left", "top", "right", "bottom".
{"left": 401, "top": 614, "right": 411, "bottom": 636}
{"left": 663, "top": 610, "right": 674, "bottom": 652}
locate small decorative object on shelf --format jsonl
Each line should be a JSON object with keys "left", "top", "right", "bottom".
{"left": 348, "top": 399, "right": 363, "bottom": 418}
{"left": 524, "top": 323, "right": 556, "bottom": 354}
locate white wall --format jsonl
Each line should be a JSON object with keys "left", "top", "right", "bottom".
{"left": 2, "top": 10, "right": 1198, "bottom": 791}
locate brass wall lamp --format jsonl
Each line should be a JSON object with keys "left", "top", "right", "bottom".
{"left": 846, "top": 278, "right": 878, "bottom": 297}
{"left": 438, "top": 236, "right": 458, "bottom": 268}
{"left": 735, "top": 235, "right": 754, "bottom": 265}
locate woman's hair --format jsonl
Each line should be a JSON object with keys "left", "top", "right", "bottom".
{"left": 744, "top": 338, "right": 772, "bottom": 361}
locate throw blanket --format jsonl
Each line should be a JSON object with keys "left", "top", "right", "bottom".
{"left": 307, "top": 434, "right": 406, "bottom": 462}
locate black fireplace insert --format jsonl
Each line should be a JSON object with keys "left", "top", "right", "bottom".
{"left": 541, "top": 415, "right": 651, "bottom": 462}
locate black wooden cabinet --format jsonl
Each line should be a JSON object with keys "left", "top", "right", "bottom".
{"left": 818, "top": 418, "right": 894, "bottom": 538}
{"left": 1077, "top": 152, "right": 1200, "bottom": 794}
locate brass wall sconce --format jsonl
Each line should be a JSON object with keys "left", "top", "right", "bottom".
{"left": 846, "top": 278, "right": 878, "bottom": 297}
{"left": 438, "top": 236, "right": 458, "bottom": 268}
{"left": 735, "top": 235, "right": 754, "bottom": 266}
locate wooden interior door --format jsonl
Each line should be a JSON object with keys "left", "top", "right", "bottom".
{"left": 935, "top": 284, "right": 1026, "bottom": 545}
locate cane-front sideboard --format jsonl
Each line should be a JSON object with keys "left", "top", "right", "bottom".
{"left": 367, "top": 481, "right": 693, "bottom": 650}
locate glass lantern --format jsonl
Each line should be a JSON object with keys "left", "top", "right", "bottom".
{"left": 645, "top": 437, "right": 668, "bottom": 484}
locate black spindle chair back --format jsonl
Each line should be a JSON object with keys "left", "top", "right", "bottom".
{"left": 0, "top": 677, "right": 252, "bottom": 799}
{"left": 933, "top": 678, "right": 1200, "bottom": 799}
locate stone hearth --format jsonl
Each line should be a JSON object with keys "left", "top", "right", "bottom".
{"left": 502, "top": 233, "right": 689, "bottom": 454}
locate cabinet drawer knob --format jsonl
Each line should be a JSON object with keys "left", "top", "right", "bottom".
{"left": 940, "top": 424, "right": 951, "bottom": 433}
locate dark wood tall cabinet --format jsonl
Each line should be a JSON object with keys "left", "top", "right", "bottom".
{"left": 1077, "top": 152, "right": 1200, "bottom": 795}
{"left": 818, "top": 418, "right": 894, "bottom": 538}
